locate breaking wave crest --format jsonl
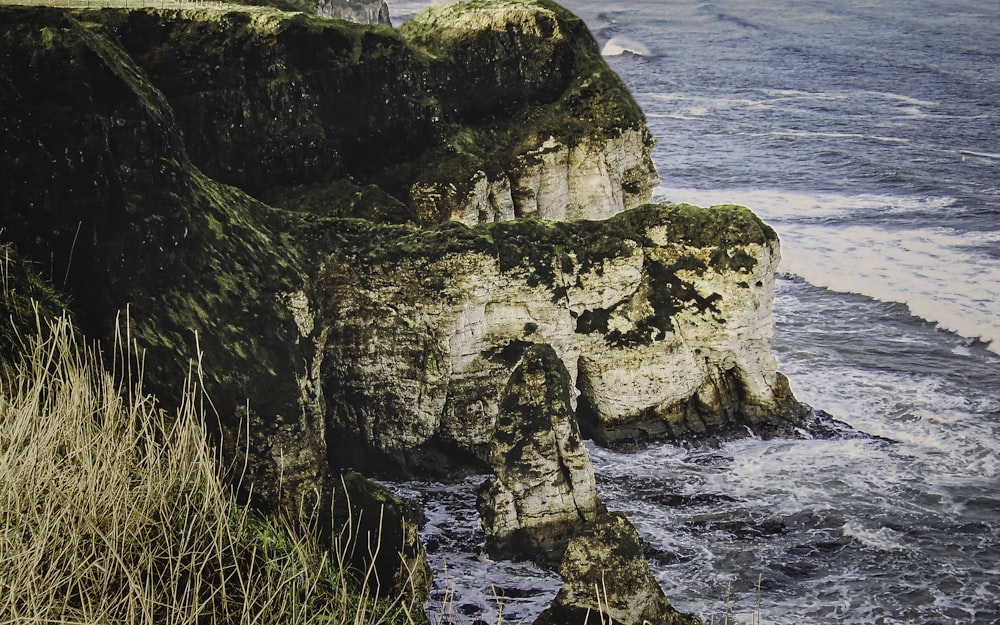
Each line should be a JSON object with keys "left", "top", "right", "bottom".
{"left": 601, "top": 35, "right": 652, "bottom": 57}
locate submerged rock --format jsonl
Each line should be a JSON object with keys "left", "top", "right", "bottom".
{"left": 534, "top": 512, "right": 702, "bottom": 625}
{"left": 476, "top": 343, "right": 601, "bottom": 566}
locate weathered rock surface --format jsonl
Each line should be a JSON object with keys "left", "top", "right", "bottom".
{"left": 534, "top": 512, "right": 702, "bottom": 625}
{"left": 318, "top": 205, "right": 803, "bottom": 476}
{"left": 315, "top": 0, "right": 391, "bottom": 24}
{"left": 400, "top": 0, "right": 658, "bottom": 224}
{"left": 0, "top": 1, "right": 803, "bottom": 607}
{"left": 332, "top": 472, "right": 431, "bottom": 600}
{"left": 0, "top": 0, "right": 658, "bottom": 507}
{"left": 476, "top": 343, "right": 601, "bottom": 565}
{"left": 57, "top": 0, "right": 654, "bottom": 227}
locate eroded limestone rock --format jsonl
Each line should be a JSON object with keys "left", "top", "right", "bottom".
{"left": 438, "top": 129, "right": 658, "bottom": 226}
{"left": 475, "top": 344, "right": 601, "bottom": 565}
{"left": 0, "top": 0, "right": 660, "bottom": 514}
{"left": 0, "top": 5, "right": 800, "bottom": 601}
{"left": 315, "top": 0, "right": 391, "bottom": 24}
{"left": 318, "top": 204, "right": 803, "bottom": 476}
{"left": 534, "top": 512, "right": 702, "bottom": 625}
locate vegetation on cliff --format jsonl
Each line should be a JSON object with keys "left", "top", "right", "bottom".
{"left": 0, "top": 317, "right": 424, "bottom": 624}
{"left": 0, "top": 1, "right": 793, "bottom": 622}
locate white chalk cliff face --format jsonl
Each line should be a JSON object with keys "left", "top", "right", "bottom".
{"left": 413, "top": 128, "right": 659, "bottom": 226}
{"left": 575, "top": 234, "right": 796, "bottom": 443}
{"left": 304, "top": 203, "right": 800, "bottom": 564}
{"left": 315, "top": 0, "right": 391, "bottom": 24}
{"left": 313, "top": 204, "right": 800, "bottom": 474}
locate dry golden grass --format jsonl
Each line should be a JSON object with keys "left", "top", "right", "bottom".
{"left": 0, "top": 315, "right": 423, "bottom": 624}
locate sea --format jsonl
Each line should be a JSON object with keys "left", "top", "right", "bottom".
{"left": 387, "top": 0, "right": 1000, "bottom": 623}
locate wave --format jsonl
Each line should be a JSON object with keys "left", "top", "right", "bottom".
{"left": 653, "top": 186, "right": 954, "bottom": 222}
{"left": 776, "top": 222, "right": 1000, "bottom": 354}
{"left": 654, "top": 187, "right": 1000, "bottom": 354}
{"left": 961, "top": 149, "right": 1000, "bottom": 161}
{"left": 747, "top": 130, "right": 910, "bottom": 144}
{"left": 842, "top": 521, "right": 910, "bottom": 552}
{"left": 601, "top": 35, "right": 652, "bottom": 57}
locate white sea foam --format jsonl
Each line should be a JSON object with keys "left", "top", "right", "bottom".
{"left": 601, "top": 36, "right": 652, "bottom": 57}
{"left": 760, "top": 88, "right": 849, "bottom": 101}
{"left": 842, "top": 521, "right": 910, "bottom": 552}
{"left": 747, "top": 130, "right": 910, "bottom": 144}
{"left": 960, "top": 149, "right": 1000, "bottom": 160}
{"left": 778, "top": 222, "right": 1000, "bottom": 354}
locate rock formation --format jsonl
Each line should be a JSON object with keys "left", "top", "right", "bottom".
{"left": 317, "top": 204, "right": 802, "bottom": 476}
{"left": 0, "top": 0, "right": 660, "bottom": 504}
{"left": 475, "top": 343, "right": 601, "bottom": 565}
{"left": 315, "top": 0, "right": 391, "bottom": 24}
{"left": 331, "top": 472, "right": 431, "bottom": 600}
{"left": 534, "top": 512, "right": 702, "bottom": 625}
{"left": 0, "top": 0, "right": 801, "bottom": 616}
{"left": 399, "top": 0, "right": 658, "bottom": 224}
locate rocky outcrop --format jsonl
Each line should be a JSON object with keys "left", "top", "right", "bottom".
{"left": 476, "top": 344, "right": 601, "bottom": 565}
{"left": 60, "top": 0, "right": 654, "bottom": 227}
{"left": 400, "top": 0, "right": 658, "bottom": 224}
{"left": 315, "top": 0, "right": 391, "bottom": 24}
{"left": 0, "top": 0, "right": 658, "bottom": 506}
{"left": 332, "top": 472, "right": 431, "bottom": 600}
{"left": 317, "top": 204, "right": 802, "bottom": 476}
{"left": 0, "top": 1, "right": 803, "bottom": 613}
{"left": 421, "top": 128, "right": 658, "bottom": 226}
{"left": 534, "top": 512, "right": 702, "bottom": 625}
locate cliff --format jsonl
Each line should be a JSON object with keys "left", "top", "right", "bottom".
{"left": 0, "top": 0, "right": 670, "bottom": 499}
{"left": 1, "top": 0, "right": 800, "bottom": 618}
{"left": 315, "top": 203, "right": 801, "bottom": 475}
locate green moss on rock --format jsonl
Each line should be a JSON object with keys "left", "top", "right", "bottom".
{"left": 0, "top": 5, "right": 306, "bottom": 431}
{"left": 0, "top": 241, "right": 69, "bottom": 372}
{"left": 332, "top": 472, "right": 432, "bottom": 604}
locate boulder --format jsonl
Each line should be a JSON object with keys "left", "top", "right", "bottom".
{"left": 332, "top": 472, "right": 432, "bottom": 602}
{"left": 534, "top": 512, "right": 702, "bottom": 625}
{"left": 475, "top": 343, "right": 601, "bottom": 566}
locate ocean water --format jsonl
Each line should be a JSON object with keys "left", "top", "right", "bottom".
{"left": 389, "top": 0, "right": 1000, "bottom": 622}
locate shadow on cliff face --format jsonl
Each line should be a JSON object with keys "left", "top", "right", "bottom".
{"left": 0, "top": 2, "right": 809, "bottom": 622}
